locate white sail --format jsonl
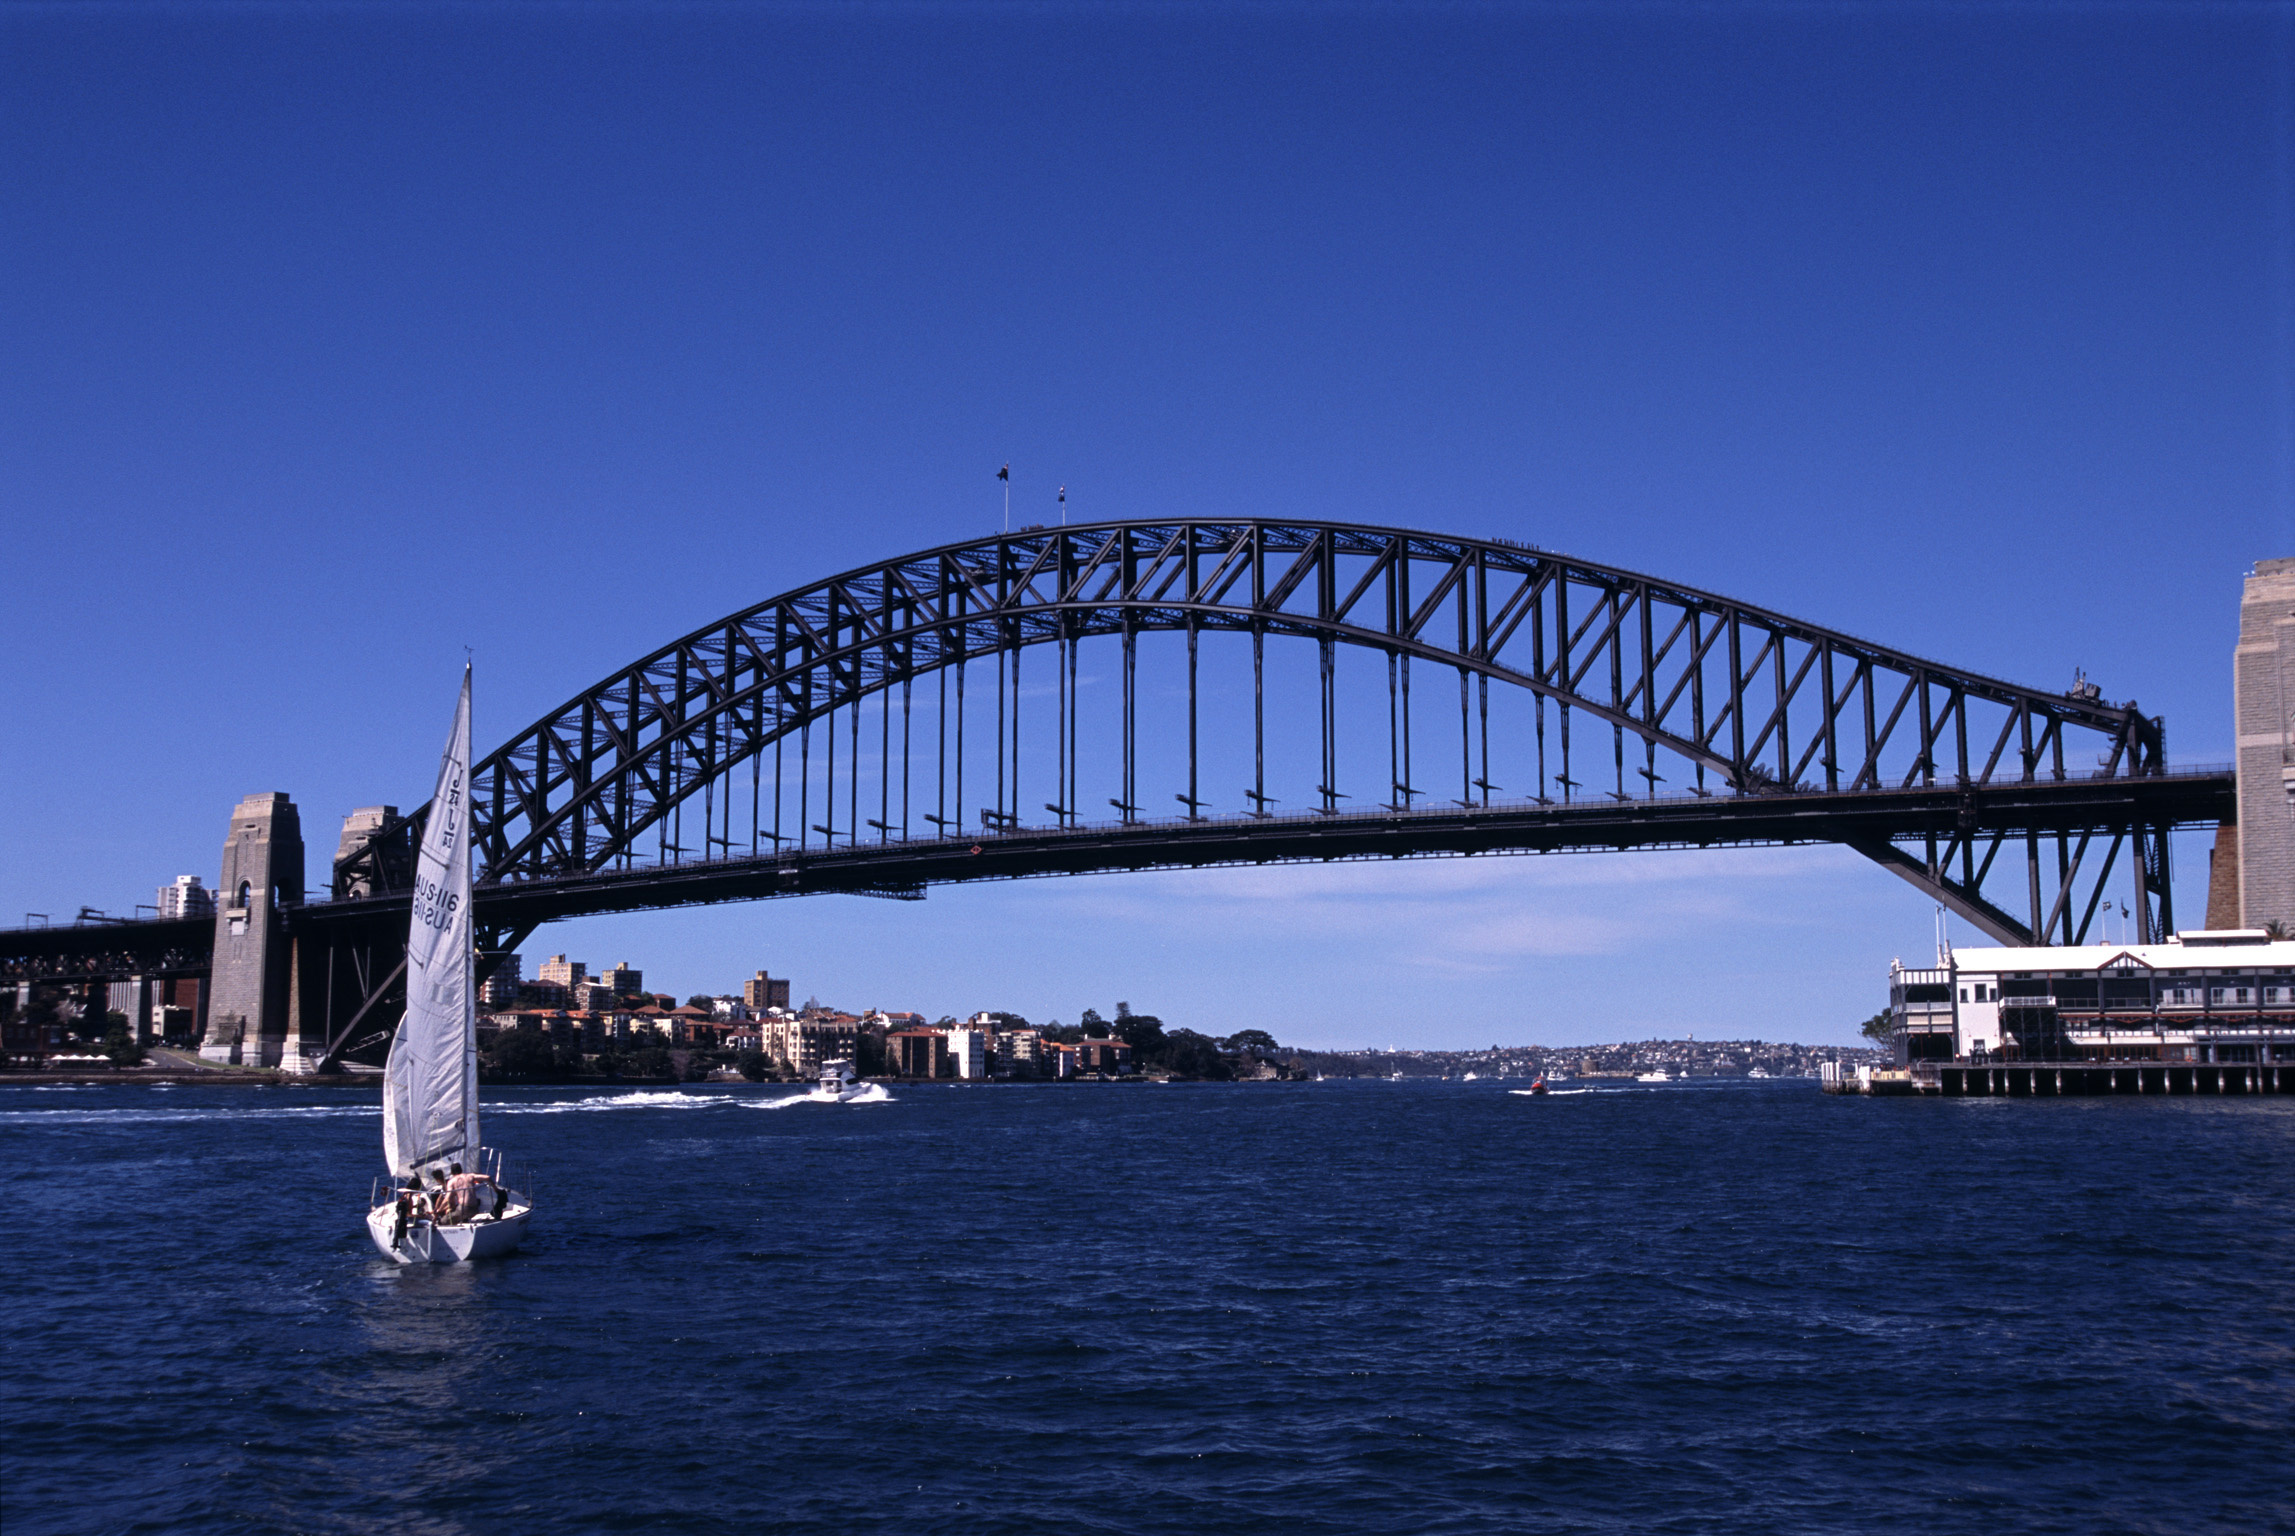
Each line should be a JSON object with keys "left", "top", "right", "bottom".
{"left": 383, "top": 669, "right": 479, "bottom": 1176}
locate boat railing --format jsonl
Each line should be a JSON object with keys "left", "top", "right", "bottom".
{"left": 368, "top": 1149, "right": 534, "bottom": 1211}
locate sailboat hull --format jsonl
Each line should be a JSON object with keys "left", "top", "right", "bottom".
{"left": 367, "top": 1201, "right": 533, "bottom": 1265}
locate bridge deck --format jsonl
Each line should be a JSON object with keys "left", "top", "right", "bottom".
{"left": 0, "top": 768, "right": 2232, "bottom": 983}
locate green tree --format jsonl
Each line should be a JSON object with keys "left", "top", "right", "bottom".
{"left": 627, "top": 1046, "right": 675, "bottom": 1081}
{"left": 736, "top": 1050, "right": 770, "bottom": 1082}
{"left": 687, "top": 995, "right": 716, "bottom": 1010}
{"left": 1116, "top": 1010, "right": 1166, "bottom": 1058}
{"left": 101, "top": 1019, "right": 144, "bottom": 1067}
{"left": 1223, "top": 1028, "right": 1279, "bottom": 1054}
{"left": 487, "top": 1030, "right": 559, "bottom": 1080}
{"left": 1079, "top": 1007, "right": 1107, "bottom": 1034}
{"left": 1158, "top": 1029, "right": 1230, "bottom": 1080}
{"left": 1858, "top": 1010, "right": 1894, "bottom": 1043}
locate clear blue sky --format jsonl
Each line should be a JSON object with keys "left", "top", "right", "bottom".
{"left": 4, "top": 2, "right": 2289, "bottom": 1048}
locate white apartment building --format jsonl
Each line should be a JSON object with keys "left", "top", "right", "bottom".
{"left": 946, "top": 1028, "right": 987, "bottom": 1079}
{"left": 156, "top": 875, "right": 215, "bottom": 920}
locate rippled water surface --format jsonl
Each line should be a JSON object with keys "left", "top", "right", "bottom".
{"left": 3, "top": 1079, "right": 2291, "bottom": 1535}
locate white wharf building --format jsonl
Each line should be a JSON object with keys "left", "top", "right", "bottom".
{"left": 1890, "top": 929, "right": 2295, "bottom": 1067}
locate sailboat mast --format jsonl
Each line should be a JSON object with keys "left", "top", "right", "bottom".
{"left": 461, "top": 670, "right": 481, "bottom": 1164}
{"left": 384, "top": 667, "right": 479, "bottom": 1177}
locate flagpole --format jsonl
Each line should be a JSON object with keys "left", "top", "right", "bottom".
{"left": 999, "top": 463, "right": 1010, "bottom": 533}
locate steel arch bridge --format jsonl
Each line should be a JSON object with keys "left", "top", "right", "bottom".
{"left": 325, "top": 517, "right": 2212, "bottom": 954}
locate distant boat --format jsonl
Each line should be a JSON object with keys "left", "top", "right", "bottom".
{"left": 1748, "top": 1066, "right": 1772, "bottom": 1079}
{"left": 1635, "top": 1069, "right": 1671, "bottom": 1083}
{"left": 366, "top": 669, "right": 534, "bottom": 1266}
{"left": 1462, "top": 1071, "right": 1480, "bottom": 1081}
{"left": 1527, "top": 1075, "right": 1549, "bottom": 1095}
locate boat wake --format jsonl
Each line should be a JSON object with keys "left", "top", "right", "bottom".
{"left": 752, "top": 1083, "right": 895, "bottom": 1109}
{"left": 0, "top": 1103, "right": 375, "bottom": 1126}
{"left": 500, "top": 1090, "right": 735, "bottom": 1114}
{"left": 1508, "top": 1087, "right": 1598, "bottom": 1097}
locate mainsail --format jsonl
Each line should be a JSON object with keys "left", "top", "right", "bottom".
{"left": 383, "top": 669, "right": 480, "bottom": 1176}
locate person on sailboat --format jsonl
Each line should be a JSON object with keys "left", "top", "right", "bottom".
{"left": 443, "top": 1162, "right": 495, "bottom": 1223}
{"left": 423, "top": 1168, "right": 456, "bottom": 1223}
{"left": 391, "top": 1182, "right": 425, "bottom": 1248}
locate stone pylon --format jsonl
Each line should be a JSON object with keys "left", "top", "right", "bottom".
{"left": 200, "top": 793, "right": 305, "bottom": 1066}
{"left": 2234, "top": 558, "right": 2295, "bottom": 934}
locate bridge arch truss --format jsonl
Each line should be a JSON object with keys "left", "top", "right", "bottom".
{"left": 338, "top": 520, "right": 2195, "bottom": 947}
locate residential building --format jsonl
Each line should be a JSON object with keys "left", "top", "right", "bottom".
{"left": 598, "top": 961, "right": 643, "bottom": 996}
{"left": 105, "top": 979, "right": 143, "bottom": 1035}
{"left": 673, "top": 1005, "right": 734, "bottom": 1047}
{"left": 946, "top": 1028, "right": 987, "bottom": 1078}
{"left": 1046, "top": 1041, "right": 1078, "bottom": 1078}
{"left": 743, "top": 971, "right": 792, "bottom": 1012}
{"left": 760, "top": 1011, "right": 859, "bottom": 1075}
{"left": 478, "top": 953, "right": 522, "bottom": 1008}
{"left": 998, "top": 1028, "right": 1043, "bottom": 1074}
{"left": 709, "top": 995, "right": 749, "bottom": 1021}
{"left": 1076, "top": 1038, "right": 1133, "bottom": 1074}
{"left": 155, "top": 875, "right": 215, "bottom": 921}
{"left": 538, "top": 955, "right": 587, "bottom": 991}
{"left": 1890, "top": 929, "right": 2295, "bottom": 1064}
{"left": 518, "top": 979, "right": 569, "bottom": 1010}
{"left": 888, "top": 1029, "right": 949, "bottom": 1078}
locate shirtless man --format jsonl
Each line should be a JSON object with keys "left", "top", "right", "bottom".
{"left": 443, "top": 1162, "right": 496, "bottom": 1223}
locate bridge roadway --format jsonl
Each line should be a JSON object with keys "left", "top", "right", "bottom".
{"left": 0, "top": 765, "right": 2226, "bottom": 987}
{"left": 438, "top": 766, "right": 2232, "bottom": 926}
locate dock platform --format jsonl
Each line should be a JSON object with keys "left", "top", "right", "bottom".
{"left": 1821, "top": 1061, "right": 2293, "bottom": 1097}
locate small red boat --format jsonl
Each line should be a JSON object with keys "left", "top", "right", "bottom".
{"left": 1528, "top": 1075, "right": 1549, "bottom": 1095}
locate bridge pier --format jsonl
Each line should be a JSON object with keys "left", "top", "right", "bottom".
{"left": 200, "top": 794, "right": 304, "bottom": 1067}
{"left": 2234, "top": 558, "right": 2295, "bottom": 934}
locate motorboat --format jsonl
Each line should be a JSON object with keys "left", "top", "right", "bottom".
{"left": 1462, "top": 1071, "right": 1480, "bottom": 1081}
{"left": 366, "top": 669, "right": 534, "bottom": 1265}
{"left": 812, "top": 1058, "right": 869, "bottom": 1102}
{"left": 1635, "top": 1069, "right": 1671, "bottom": 1083}
{"left": 1747, "top": 1066, "right": 1772, "bottom": 1079}
{"left": 1526, "top": 1075, "right": 1549, "bottom": 1095}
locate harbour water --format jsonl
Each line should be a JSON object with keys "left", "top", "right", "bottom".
{"left": 2, "top": 1078, "right": 2289, "bottom": 1534}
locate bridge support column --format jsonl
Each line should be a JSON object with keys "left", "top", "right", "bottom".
{"left": 2234, "top": 558, "right": 2295, "bottom": 934}
{"left": 280, "top": 934, "right": 327, "bottom": 1075}
{"left": 201, "top": 793, "right": 305, "bottom": 1067}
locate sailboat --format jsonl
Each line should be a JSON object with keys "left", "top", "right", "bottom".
{"left": 365, "top": 669, "right": 534, "bottom": 1264}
